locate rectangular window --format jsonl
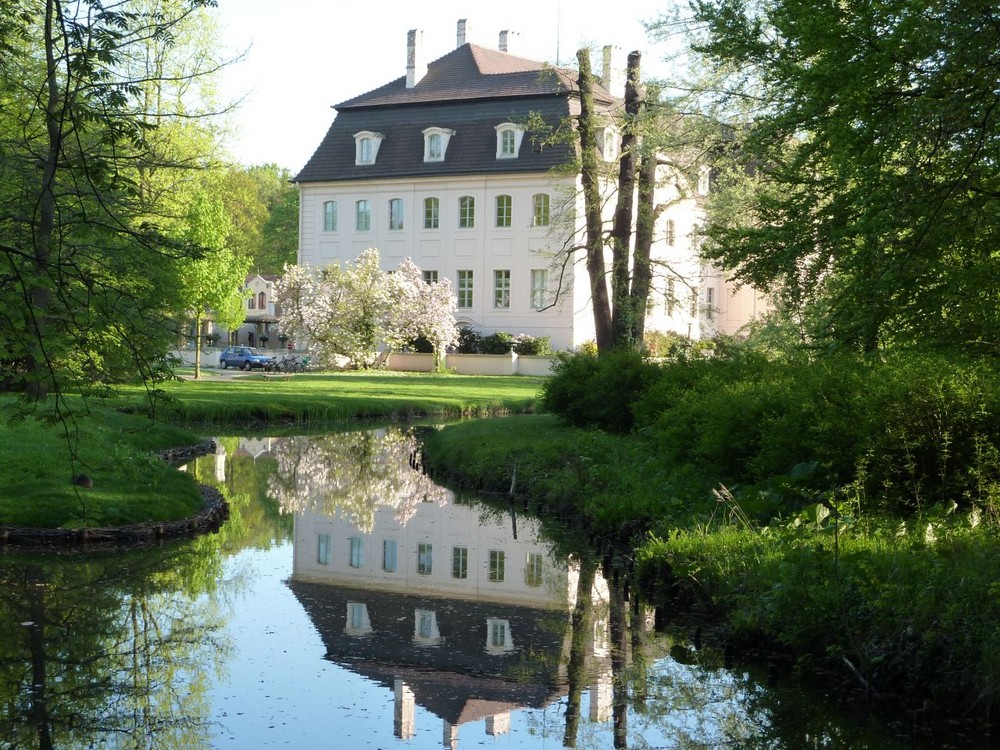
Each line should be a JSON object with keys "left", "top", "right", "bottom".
{"left": 705, "top": 286, "right": 715, "bottom": 320}
{"left": 317, "top": 534, "right": 330, "bottom": 565}
{"left": 666, "top": 278, "right": 677, "bottom": 315}
{"left": 323, "top": 200, "right": 337, "bottom": 232}
{"left": 389, "top": 198, "right": 404, "bottom": 230}
{"left": 452, "top": 546, "right": 468, "bottom": 579}
{"left": 457, "top": 270, "right": 473, "bottom": 309}
{"left": 383, "top": 539, "right": 397, "bottom": 572}
{"left": 349, "top": 536, "right": 363, "bottom": 568}
{"left": 493, "top": 269, "right": 510, "bottom": 309}
{"left": 525, "top": 552, "right": 543, "bottom": 587}
{"left": 665, "top": 218, "right": 676, "bottom": 246}
{"left": 428, "top": 133, "right": 441, "bottom": 160}
{"left": 532, "top": 194, "right": 549, "bottom": 227}
{"left": 501, "top": 129, "right": 516, "bottom": 156}
{"left": 491, "top": 620, "right": 507, "bottom": 647}
{"left": 417, "top": 543, "right": 433, "bottom": 575}
{"left": 355, "top": 200, "right": 371, "bottom": 231}
{"left": 459, "top": 196, "right": 475, "bottom": 228}
{"left": 530, "top": 269, "right": 547, "bottom": 310}
{"left": 422, "top": 270, "right": 438, "bottom": 284}
{"left": 495, "top": 194, "right": 512, "bottom": 228}
{"left": 690, "top": 287, "right": 699, "bottom": 318}
{"left": 424, "top": 197, "right": 439, "bottom": 229}
{"left": 489, "top": 550, "right": 505, "bottom": 582}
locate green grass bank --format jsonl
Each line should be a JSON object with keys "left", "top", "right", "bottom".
{"left": 0, "top": 372, "right": 543, "bottom": 529}
{"left": 420, "top": 363, "right": 1000, "bottom": 729}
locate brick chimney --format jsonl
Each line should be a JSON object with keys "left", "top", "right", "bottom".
{"left": 499, "top": 30, "right": 521, "bottom": 54}
{"left": 406, "top": 29, "right": 426, "bottom": 89}
{"left": 457, "top": 18, "right": 470, "bottom": 47}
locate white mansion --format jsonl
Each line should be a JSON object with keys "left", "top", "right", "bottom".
{"left": 294, "top": 21, "right": 764, "bottom": 350}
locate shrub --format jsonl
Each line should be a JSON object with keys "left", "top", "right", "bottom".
{"left": 406, "top": 334, "right": 435, "bottom": 353}
{"left": 480, "top": 331, "right": 516, "bottom": 354}
{"left": 513, "top": 334, "right": 551, "bottom": 355}
{"left": 542, "top": 347, "right": 661, "bottom": 434}
{"left": 454, "top": 326, "right": 481, "bottom": 354}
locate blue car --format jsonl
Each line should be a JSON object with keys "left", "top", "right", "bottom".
{"left": 219, "top": 346, "right": 272, "bottom": 371}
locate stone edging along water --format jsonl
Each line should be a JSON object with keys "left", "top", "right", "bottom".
{"left": 0, "top": 441, "right": 228, "bottom": 546}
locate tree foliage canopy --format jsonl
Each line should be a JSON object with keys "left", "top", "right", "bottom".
{"left": 680, "top": 0, "right": 1000, "bottom": 353}
{"left": 277, "top": 249, "right": 459, "bottom": 369}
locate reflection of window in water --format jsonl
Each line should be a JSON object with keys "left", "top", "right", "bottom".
{"left": 383, "top": 539, "right": 397, "bottom": 572}
{"left": 413, "top": 609, "right": 442, "bottom": 645}
{"left": 486, "top": 618, "right": 514, "bottom": 654}
{"left": 593, "top": 616, "right": 610, "bottom": 656}
{"left": 489, "top": 550, "right": 505, "bottom": 582}
{"left": 345, "top": 602, "right": 372, "bottom": 636}
{"left": 525, "top": 552, "right": 543, "bottom": 587}
{"left": 349, "top": 536, "right": 363, "bottom": 568}
{"left": 417, "top": 543, "right": 433, "bottom": 575}
{"left": 451, "top": 546, "right": 468, "bottom": 579}
{"left": 317, "top": 534, "right": 330, "bottom": 565}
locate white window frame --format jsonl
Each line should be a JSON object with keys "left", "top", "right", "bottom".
{"left": 452, "top": 546, "right": 468, "bottom": 579}
{"left": 457, "top": 270, "right": 473, "bottom": 308}
{"left": 493, "top": 269, "right": 511, "bottom": 309}
{"left": 530, "top": 269, "right": 548, "bottom": 310}
{"left": 598, "top": 126, "right": 618, "bottom": 162}
{"left": 525, "top": 552, "right": 543, "bottom": 587}
{"left": 488, "top": 550, "right": 505, "bottom": 582}
{"left": 354, "top": 131, "right": 384, "bottom": 165}
{"left": 323, "top": 200, "right": 337, "bottom": 232}
{"left": 495, "top": 122, "right": 524, "bottom": 159}
{"left": 388, "top": 198, "right": 404, "bottom": 230}
{"left": 458, "top": 195, "right": 475, "bottom": 229}
{"left": 495, "top": 194, "right": 512, "bottom": 228}
{"left": 665, "top": 218, "right": 676, "bottom": 246}
{"left": 422, "top": 127, "right": 455, "bottom": 162}
{"left": 423, "top": 197, "right": 439, "bottom": 229}
{"left": 417, "top": 543, "right": 433, "bottom": 575}
{"left": 422, "top": 269, "right": 438, "bottom": 284}
{"left": 355, "top": 199, "right": 371, "bottom": 231}
{"left": 531, "top": 193, "right": 549, "bottom": 227}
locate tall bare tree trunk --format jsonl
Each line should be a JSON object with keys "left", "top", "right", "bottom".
{"left": 576, "top": 49, "right": 613, "bottom": 352}
{"left": 629, "top": 153, "right": 657, "bottom": 345}
{"left": 610, "top": 51, "right": 643, "bottom": 348}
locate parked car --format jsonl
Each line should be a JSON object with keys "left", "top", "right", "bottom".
{"left": 219, "top": 346, "right": 272, "bottom": 371}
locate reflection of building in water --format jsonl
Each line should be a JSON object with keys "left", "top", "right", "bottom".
{"left": 285, "top": 434, "right": 610, "bottom": 748}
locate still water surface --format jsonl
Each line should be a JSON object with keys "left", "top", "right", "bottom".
{"left": 0, "top": 428, "right": 980, "bottom": 749}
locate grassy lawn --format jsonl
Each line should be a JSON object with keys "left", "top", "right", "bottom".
{"left": 0, "top": 402, "right": 205, "bottom": 528}
{"left": 124, "top": 371, "right": 545, "bottom": 423}
{"left": 0, "top": 372, "right": 545, "bottom": 528}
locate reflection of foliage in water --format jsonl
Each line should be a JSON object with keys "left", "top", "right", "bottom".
{"left": 0, "top": 540, "right": 229, "bottom": 749}
{"left": 266, "top": 428, "right": 451, "bottom": 532}
{"left": 188, "top": 440, "right": 293, "bottom": 550}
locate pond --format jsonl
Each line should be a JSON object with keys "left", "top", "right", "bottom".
{"left": 0, "top": 428, "right": 987, "bottom": 749}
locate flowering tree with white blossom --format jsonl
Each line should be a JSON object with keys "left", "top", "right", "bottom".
{"left": 277, "top": 249, "right": 458, "bottom": 369}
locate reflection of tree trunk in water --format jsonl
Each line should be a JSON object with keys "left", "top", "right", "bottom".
{"left": 563, "top": 556, "right": 597, "bottom": 748}
{"left": 26, "top": 565, "right": 54, "bottom": 750}
{"left": 629, "top": 593, "right": 648, "bottom": 706}
{"left": 609, "top": 566, "right": 629, "bottom": 749}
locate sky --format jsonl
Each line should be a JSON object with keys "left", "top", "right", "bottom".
{"left": 213, "top": 0, "right": 677, "bottom": 174}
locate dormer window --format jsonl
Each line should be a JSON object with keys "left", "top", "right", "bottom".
{"left": 598, "top": 126, "right": 618, "bottom": 162}
{"left": 422, "top": 127, "right": 455, "bottom": 162}
{"left": 697, "top": 165, "right": 711, "bottom": 195}
{"left": 354, "top": 131, "right": 384, "bottom": 165}
{"left": 495, "top": 123, "right": 524, "bottom": 159}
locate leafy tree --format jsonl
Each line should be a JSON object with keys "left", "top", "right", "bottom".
{"left": 179, "top": 186, "right": 251, "bottom": 379}
{"left": 277, "top": 249, "right": 458, "bottom": 369}
{"left": 0, "top": 0, "right": 229, "bottom": 401}
{"left": 679, "top": 0, "right": 1000, "bottom": 353}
